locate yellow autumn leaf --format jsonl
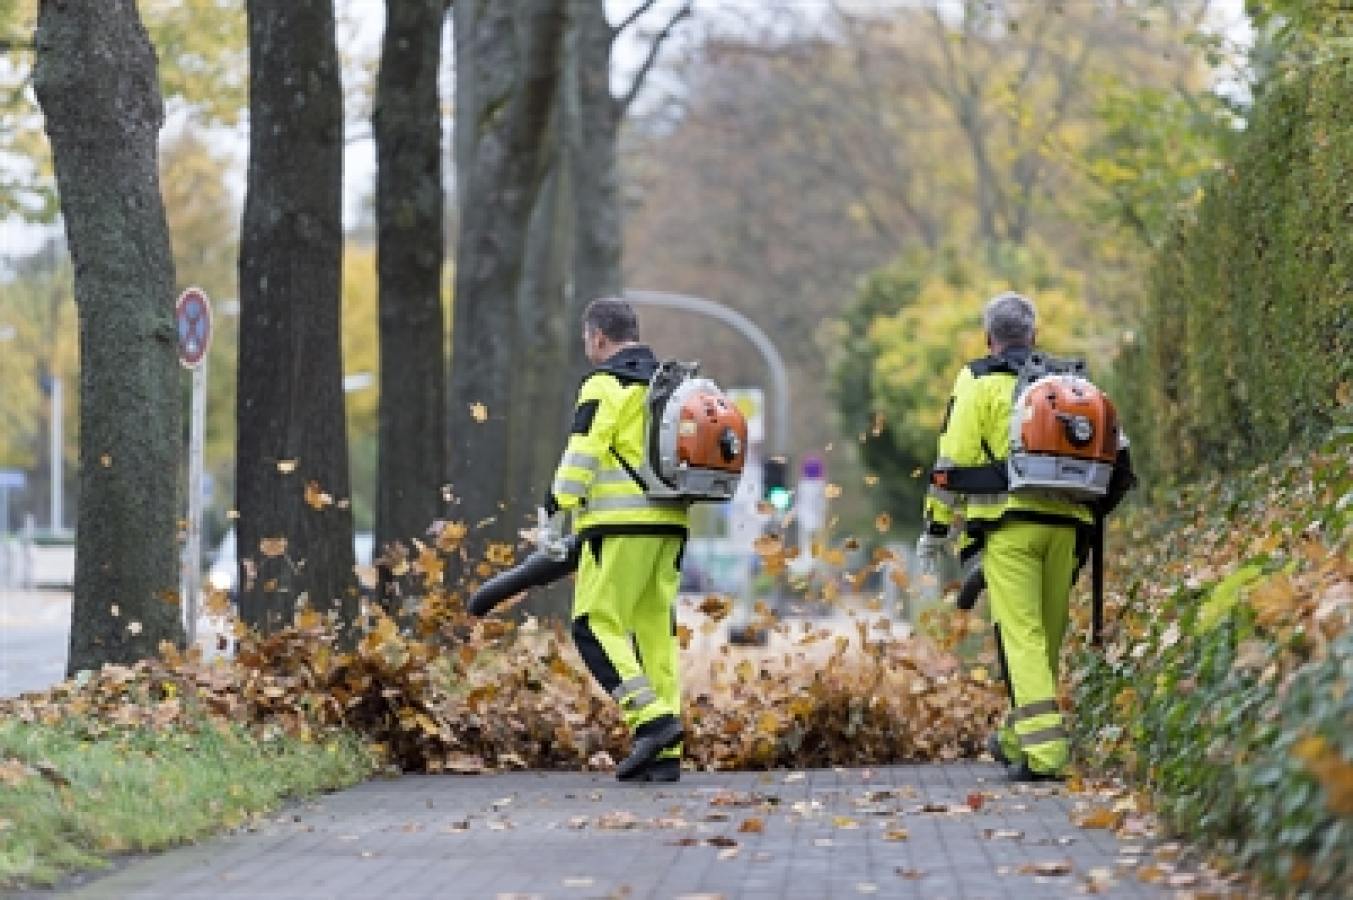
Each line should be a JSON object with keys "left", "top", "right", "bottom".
{"left": 436, "top": 520, "right": 468, "bottom": 551}
{"left": 1293, "top": 734, "right": 1353, "bottom": 814}
{"left": 469, "top": 402, "right": 489, "bottom": 423}
{"left": 276, "top": 458, "right": 298, "bottom": 474}
{"left": 304, "top": 480, "right": 334, "bottom": 510}
{"left": 874, "top": 513, "right": 892, "bottom": 532}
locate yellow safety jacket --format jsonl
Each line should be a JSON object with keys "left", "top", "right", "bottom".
{"left": 924, "top": 348, "right": 1092, "bottom": 554}
{"left": 548, "top": 346, "right": 689, "bottom": 538}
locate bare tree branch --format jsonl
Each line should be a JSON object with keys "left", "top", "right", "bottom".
{"left": 618, "top": 1, "right": 692, "bottom": 114}
{"left": 614, "top": 0, "right": 662, "bottom": 42}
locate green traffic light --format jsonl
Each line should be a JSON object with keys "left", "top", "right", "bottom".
{"left": 767, "top": 487, "right": 792, "bottom": 511}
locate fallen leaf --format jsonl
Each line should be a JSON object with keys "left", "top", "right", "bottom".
{"left": 259, "top": 537, "right": 288, "bottom": 558}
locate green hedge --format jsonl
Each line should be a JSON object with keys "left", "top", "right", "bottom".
{"left": 1071, "top": 422, "right": 1353, "bottom": 896}
{"left": 1117, "top": 44, "right": 1353, "bottom": 486}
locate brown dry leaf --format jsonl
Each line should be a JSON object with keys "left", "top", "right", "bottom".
{"left": 1074, "top": 806, "right": 1120, "bottom": 829}
{"left": 873, "top": 513, "right": 892, "bottom": 533}
{"left": 883, "top": 828, "right": 909, "bottom": 841}
{"left": 469, "top": 402, "right": 489, "bottom": 423}
{"left": 738, "top": 817, "right": 764, "bottom": 834}
{"left": 697, "top": 595, "right": 733, "bottom": 622}
{"left": 1021, "top": 860, "right": 1074, "bottom": 877}
{"left": 752, "top": 534, "right": 783, "bottom": 558}
{"left": 1293, "top": 734, "right": 1353, "bottom": 814}
{"left": 304, "top": 480, "right": 334, "bottom": 510}
{"left": 824, "top": 483, "right": 843, "bottom": 500}
{"left": 415, "top": 546, "right": 445, "bottom": 584}
{"left": 99, "top": 453, "right": 112, "bottom": 468}
{"left": 1249, "top": 573, "right": 1301, "bottom": 626}
{"left": 0, "top": 758, "right": 31, "bottom": 787}
{"left": 259, "top": 537, "right": 288, "bottom": 558}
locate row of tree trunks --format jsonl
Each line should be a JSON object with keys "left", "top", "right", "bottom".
{"left": 39, "top": 0, "right": 659, "bottom": 673}
{"left": 237, "top": 0, "right": 357, "bottom": 632}
{"left": 34, "top": 0, "right": 184, "bottom": 673}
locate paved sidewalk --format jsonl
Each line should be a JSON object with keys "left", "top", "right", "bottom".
{"left": 53, "top": 764, "right": 1188, "bottom": 899}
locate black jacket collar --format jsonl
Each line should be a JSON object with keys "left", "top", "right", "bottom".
{"left": 591, "top": 345, "right": 658, "bottom": 386}
{"left": 967, "top": 345, "right": 1032, "bottom": 377}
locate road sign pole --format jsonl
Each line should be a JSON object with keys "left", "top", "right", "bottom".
{"left": 185, "top": 357, "right": 207, "bottom": 646}
{"left": 175, "top": 287, "right": 213, "bottom": 648}
{"left": 50, "top": 375, "right": 62, "bottom": 530}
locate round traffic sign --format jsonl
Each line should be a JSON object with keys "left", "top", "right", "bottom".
{"left": 175, "top": 287, "right": 213, "bottom": 368}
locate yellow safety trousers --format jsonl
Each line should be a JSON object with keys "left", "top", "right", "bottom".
{"left": 572, "top": 534, "right": 683, "bottom": 758}
{"left": 986, "top": 521, "right": 1077, "bottom": 775}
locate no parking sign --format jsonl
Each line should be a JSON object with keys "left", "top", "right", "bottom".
{"left": 175, "top": 287, "right": 212, "bottom": 368}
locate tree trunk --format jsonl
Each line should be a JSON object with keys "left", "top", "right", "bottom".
{"left": 448, "top": 0, "right": 566, "bottom": 553}
{"left": 237, "top": 0, "right": 356, "bottom": 633}
{"left": 33, "top": 0, "right": 184, "bottom": 674}
{"left": 374, "top": 0, "right": 448, "bottom": 560}
{"left": 567, "top": 0, "right": 623, "bottom": 367}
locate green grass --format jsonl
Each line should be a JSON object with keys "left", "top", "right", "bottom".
{"left": 0, "top": 718, "right": 374, "bottom": 888}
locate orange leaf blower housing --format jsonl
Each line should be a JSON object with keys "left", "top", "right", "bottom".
{"left": 1014, "top": 375, "right": 1119, "bottom": 464}
{"left": 674, "top": 389, "right": 747, "bottom": 473}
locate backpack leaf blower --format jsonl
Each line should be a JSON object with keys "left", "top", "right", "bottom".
{"left": 467, "top": 535, "right": 582, "bottom": 617}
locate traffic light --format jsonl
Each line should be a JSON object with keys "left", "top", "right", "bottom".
{"left": 763, "top": 456, "right": 792, "bottom": 512}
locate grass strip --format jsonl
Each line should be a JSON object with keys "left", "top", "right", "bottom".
{"left": 0, "top": 717, "right": 373, "bottom": 888}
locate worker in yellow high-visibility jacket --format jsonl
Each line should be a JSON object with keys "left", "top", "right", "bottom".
{"left": 917, "top": 292, "right": 1133, "bottom": 781}
{"left": 540, "top": 297, "right": 688, "bottom": 783}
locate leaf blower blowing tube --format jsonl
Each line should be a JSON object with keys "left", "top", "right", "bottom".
{"left": 467, "top": 536, "right": 582, "bottom": 617}
{"left": 956, "top": 561, "right": 985, "bottom": 611}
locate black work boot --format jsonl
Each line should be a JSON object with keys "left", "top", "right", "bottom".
{"left": 1007, "top": 761, "right": 1063, "bottom": 783}
{"left": 616, "top": 716, "right": 683, "bottom": 782}
{"left": 640, "top": 757, "right": 681, "bottom": 783}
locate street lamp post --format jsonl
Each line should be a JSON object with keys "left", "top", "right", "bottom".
{"left": 623, "top": 290, "right": 790, "bottom": 456}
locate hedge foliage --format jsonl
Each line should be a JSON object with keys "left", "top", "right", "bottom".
{"left": 1116, "top": 40, "right": 1353, "bottom": 487}
{"left": 1069, "top": 422, "right": 1353, "bottom": 896}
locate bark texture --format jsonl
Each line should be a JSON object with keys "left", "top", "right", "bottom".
{"left": 33, "top": 0, "right": 184, "bottom": 673}
{"left": 374, "top": 0, "right": 449, "bottom": 557}
{"left": 237, "top": 0, "right": 356, "bottom": 631}
{"left": 448, "top": 0, "right": 566, "bottom": 550}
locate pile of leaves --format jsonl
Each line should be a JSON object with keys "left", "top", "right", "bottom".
{"left": 1069, "top": 422, "right": 1353, "bottom": 895}
{"left": 2, "top": 523, "right": 1005, "bottom": 776}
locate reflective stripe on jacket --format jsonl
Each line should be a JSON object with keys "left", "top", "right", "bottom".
{"left": 551, "top": 346, "right": 688, "bottom": 535}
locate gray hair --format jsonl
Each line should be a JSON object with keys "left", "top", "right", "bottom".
{"left": 583, "top": 297, "right": 640, "bottom": 342}
{"left": 983, "top": 292, "right": 1036, "bottom": 347}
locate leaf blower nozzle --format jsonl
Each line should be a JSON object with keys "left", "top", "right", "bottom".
{"left": 956, "top": 561, "right": 985, "bottom": 611}
{"left": 467, "top": 535, "right": 582, "bottom": 617}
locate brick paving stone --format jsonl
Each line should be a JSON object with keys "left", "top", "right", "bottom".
{"left": 39, "top": 763, "right": 1184, "bottom": 900}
